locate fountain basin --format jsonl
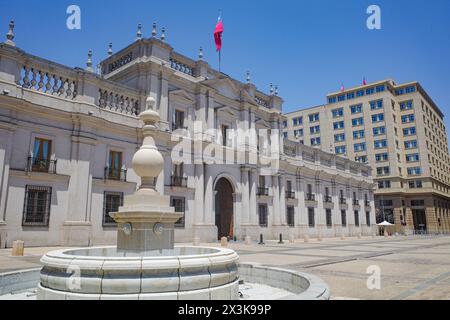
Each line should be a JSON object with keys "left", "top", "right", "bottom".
{"left": 37, "top": 246, "right": 239, "bottom": 300}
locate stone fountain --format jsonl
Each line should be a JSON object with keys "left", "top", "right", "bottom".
{"left": 37, "top": 97, "right": 239, "bottom": 300}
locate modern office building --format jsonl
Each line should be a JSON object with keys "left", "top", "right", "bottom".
{"left": 0, "top": 23, "right": 375, "bottom": 247}
{"left": 284, "top": 79, "right": 450, "bottom": 234}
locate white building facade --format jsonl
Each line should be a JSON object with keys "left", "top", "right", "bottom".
{"left": 0, "top": 28, "right": 375, "bottom": 247}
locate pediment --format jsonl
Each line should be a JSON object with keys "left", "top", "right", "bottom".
{"left": 217, "top": 105, "right": 239, "bottom": 118}
{"left": 169, "top": 89, "right": 195, "bottom": 105}
{"left": 202, "top": 77, "right": 240, "bottom": 101}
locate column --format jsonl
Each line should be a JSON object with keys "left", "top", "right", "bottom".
{"left": 249, "top": 169, "right": 258, "bottom": 225}
{"left": 272, "top": 175, "right": 281, "bottom": 225}
{"left": 316, "top": 179, "right": 324, "bottom": 236}
{"left": 193, "top": 163, "right": 204, "bottom": 225}
{"left": 0, "top": 129, "right": 13, "bottom": 222}
{"left": 279, "top": 175, "right": 286, "bottom": 225}
{"left": 204, "top": 170, "right": 214, "bottom": 225}
{"left": 240, "top": 168, "right": 250, "bottom": 225}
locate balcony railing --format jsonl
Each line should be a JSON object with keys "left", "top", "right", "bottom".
{"left": 171, "top": 176, "right": 187, "bottom": 188}
{"left": 365, "top": 200, "right": 371, "bottom": 207}
{"left": 285, "top": 191, "right": 296, "bottom": 199}
{"left": 104, "top": 167, "right": 127, "bottom": 182}
{"left": 324, "top": 195, "right": 332, "bottom": 203}
{"left": 306, "top": 193, "right": 316, "bottom": 201}
{"left": 172, "top": 123, "right": 188, "bottom": 131}
{"left": 340, "top": 198, "right": 347, "bottom": 205}
{"left": 257, "top": 187, "right": 269, "bottom": 196}
{"left": 353, "top": 200, "right": 360, "bottom": 206}
{"left": 27, "top": 157, "right": 57, "bottom": 174}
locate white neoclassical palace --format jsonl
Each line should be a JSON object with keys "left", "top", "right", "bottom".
{"left": 0, "top": 24, "right": 376, "bottom": 247}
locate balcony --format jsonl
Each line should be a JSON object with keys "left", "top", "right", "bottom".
{"left": 306, "top": 193, "right": 316, "bottom": 201}
{"left": 27, "top": 157, "right": 57, "bottom": 174}
{"left": 353, "top": 200, "right": 360, "bottom": 206}
{"left": 285, "top": 191, "right": 296, "bottom": 199}
{"left": 257, "top": 187, "right": 269, "bottom": 196}
{"left": 104, "top": 167, "right": 127, "bottom": 182}
{"left": 172, "top": 123, "right": 188, "bottom": 131}
{"left": 365, "top": 200, "right": 371, "bottom": 207}
{"left": 324, "top": 195, "right": 332, "bottom": 203}
{"left": 339, "top": 198, "right": 347, "bottom": 205}
{"left": 171, "top": 176, "right": 187, "bottom": 188}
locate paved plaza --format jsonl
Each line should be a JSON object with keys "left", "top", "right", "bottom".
{"left": 1, "top": 236, "right": 450, "bottom": 300}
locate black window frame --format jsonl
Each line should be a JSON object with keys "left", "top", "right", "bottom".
{"left": 308, "top": 207, "right": 315, "bottom": 228}
{"left": 341, "top": 209, "right": 347, "bottom": 227}
{"left": 286, "top": 206, "right": 295, "bottom": 227}
{"left": 170, "top": 196, "right": 186, "bottom": 228}
{"left": 354, "top": 210, "right": 360, "bottom": 227}
{"left": 326, "top": 209, "right": 332, "bottom": 228}
{"left": 22, "top": 185, "right": 52, "bottom": 227}
{"left": 258, "top": 204, "right": 268, "bottom": 227}
{"left": 103, "top": 191, "right": 123, "bottom": 227}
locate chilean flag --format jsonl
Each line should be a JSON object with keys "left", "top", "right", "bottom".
{"left": 214, "top": 15, "right": 223, "bottom": 52}
{"left": 363, "top": 77, "right": 367, "bottom": 86}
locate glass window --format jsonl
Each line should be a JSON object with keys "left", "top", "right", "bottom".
{"left": 373, "top": 126, "right": 386, "bottom": 136}
{"left": 287, "top": 206, "right": 295, "bottom": 227}
{"left": 335, "top": 146, "right": 346, "bottom": 154}
{"left": 258, "top": 204, "right": 268, "bottom": 227}
{"left": 341, "top": 210, "right": 347, "bottom": 227}
{"left": 103, "top": 192, "right": 123, "bottom": 227}
{"left": 370, "top": 99, "right": 383, "bottom": 110}
{"left": 374, "top": 140, "right": 388, "bottom": 149}
{"left": 309, "top": 113, "right": 320, "bottom": 122}
{"left": 372, "top": 113, "right": 385, "bottom": 123}
{"left": 171, "top": 197, "right": 186, "bottom": 228}
{"left": 354, "top": 143, "right": 366, "bottom": 152}
{"left": 326, "top": 209, "right": 332, "bottom": 228}
{"left": 334, "top": 133, "right": 346, "bottom": 142}
{"left": 366, "top": 88, "right": 375, "bottom": 95}
{"left": 23, "top": 185, "right": 52, "bottom": 227}
{"left": 328, "top": 97, "right": 337, "bottom": 104}
{"left": 353, "top": 130, "right": 365, "bottom": 139}
{"left": 351, "top": 117, "right": 364, "bottom": 126}
{"left": 356, "top": 90, "right": 364, "bottom": 97}
{"left": 333, "top": 121, "right": 345, "bottom": 130}
{"left": 308, "top": 208, "right": 315, "bottom": 227}
{"left": 332, "top": 108, "right": 344, "bottom": 118}
{"left": 350, "top": 104, "right": 363, "bottom": 114}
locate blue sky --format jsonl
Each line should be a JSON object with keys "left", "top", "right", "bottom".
{"left": 1, "top": 0, "right": 450, "bottom": 141}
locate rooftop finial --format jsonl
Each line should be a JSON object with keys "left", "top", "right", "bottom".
{"left": 152, "top": 22, "right": 157, "bottom": 37}
{"left": 199, "top": 47, "right": 203, "bottom": 60}
{"left": 96, "top": 64, "right": 102, "bottom": 75}
{"left": 246, "top": 71, "right": 251, "bottom": 84}
{"left": 269, "top": 83, "right": 274, "bottom": 95}
{"left": 86, "top": 49, "right": 93, "bottom": 72}
{"left": 274, "top": 85, "right": 278, "bottom": 96}
{"left": 5, "top": 20, "right": 15, "bottom": 46}
{"left": 161, "top": 27, "right": 166, "bottom": 42}
{"left": 136, "top": 23, "right": 142, "bottom": 40}
{"left": 108, "top": 42, "right": 113, "bottom": 57}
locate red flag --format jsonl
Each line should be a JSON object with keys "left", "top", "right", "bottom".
{"left": 341, "top": 83, "right": 345, "bottom": 92}
{"left": 214, "top": 16, "right": 223, "bottom": 52}
{"left": 363, "top": 77, "right": 367, "bottom": 86}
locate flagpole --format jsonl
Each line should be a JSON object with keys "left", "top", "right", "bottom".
{"left": 219, "top": 49, "right": 221, "bottom": 73}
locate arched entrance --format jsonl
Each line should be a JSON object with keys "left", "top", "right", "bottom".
{"left": 215, "top": 178, "right": 234, "bottom": 240}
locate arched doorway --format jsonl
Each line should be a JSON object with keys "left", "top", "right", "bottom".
{"left": 215, "top": 178, "right": 234, "bottom": 240}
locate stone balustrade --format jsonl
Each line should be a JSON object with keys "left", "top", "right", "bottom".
{"left": 169, "top": 56, "right": 195, "bottom": 76}
{"left": 19, "top": 65, "right": 78, "bottom": 100}
{"left": 0, "top": 45, "right": 143, "bottom": 117}
{"left": 254, "top": 93, "right": 270, "bottom": 108}
{"left": 97, "top": 85, "right": 141, "bottom": 116}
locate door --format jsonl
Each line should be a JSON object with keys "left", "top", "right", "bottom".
{"left": 215, "top": 178, "right": 234, "bottom": 240}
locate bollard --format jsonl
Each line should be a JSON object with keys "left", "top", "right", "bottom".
{"left": 245, "top": 236, "right": 252, "bottom": 245}
{"left": 278, "top": 233, "right": 284, "bottom": 244}
{"left": 12, "top": 240, "right": 24, "bottom": 257}
{"left": 193, "top": 237, "right": 200, "bottom": 246}
{"left": 221, "top": 237, "right": 228, "bottom": 247}
{"left": 258, "top": 234, "right": 265, "bottom": 245}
